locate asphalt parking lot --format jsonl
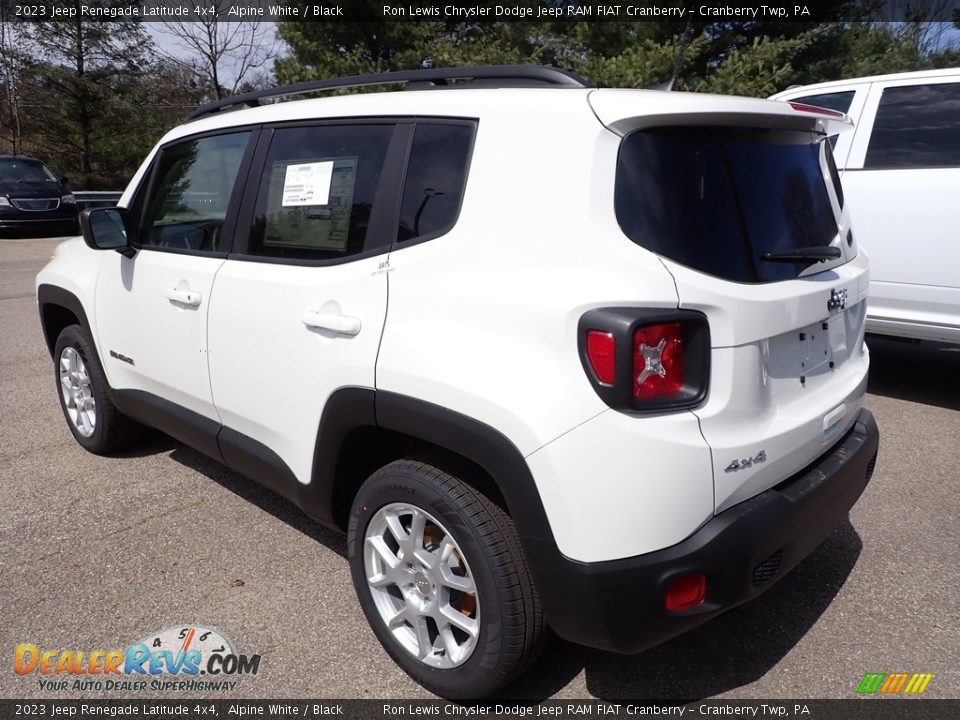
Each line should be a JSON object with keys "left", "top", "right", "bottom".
{"left": 1, "top": 235, "right": 958, "bottom": 700}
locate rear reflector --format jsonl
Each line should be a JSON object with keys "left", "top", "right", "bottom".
{"left": 633, "top": 322, "right": 683, "bottom": 400}
{"left": 664, "top": 573, "right": 706, "bottom": 612}
{"left": 586, "top": 331, "right": 616, "bottom": 384}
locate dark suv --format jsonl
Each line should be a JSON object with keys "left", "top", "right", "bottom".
{"left": 0, "top": 156, "right": 78, "bottom": 236}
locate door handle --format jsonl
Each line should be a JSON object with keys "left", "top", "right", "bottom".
{"left": 301, "top": 311, "right": 362, "bottom": 336}
{"left": 165, "top": 288, "right": 202, "bottom": 307}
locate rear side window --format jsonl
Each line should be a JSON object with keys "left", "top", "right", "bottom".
{"left": 793, "top": 91, "right": 855, "bottom": 115}
{"left": 397, "top": 123, "right": 474, "bottom": 243}
{"left": 615, "top": 127, "right": 840, "bottom": 283}
{"left": 865, "top": 83, "right": 960, "bottom": 169}
{"left": 248, "top": 124, "right": 393, "bottom": 260}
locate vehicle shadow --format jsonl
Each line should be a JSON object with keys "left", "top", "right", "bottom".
{"left": 148, "top": 433, "right": 860, "bottom": 702}
{"left": 866, "top": 335, "right": 960, "bottom": 411}
{"left": 113, "top": 429, "right": 179, "bottom": 458}
{"left": 502, "top": 520, "right": 863, "bottom": 701}
{"left": 162, "top": 436, "right": 347, "bottom": 558}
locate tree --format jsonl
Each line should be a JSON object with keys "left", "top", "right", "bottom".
{"left": 273, "top": 2, "right": 920, "bottom": 97}
{"left": 158, "top": 2, "right": 278, "bottom": 100}
{"left": 23, "top": 3, "right": 156, "bottom": 184}
{"left": 0, "top": 6, "right": 32, "bottom": 154}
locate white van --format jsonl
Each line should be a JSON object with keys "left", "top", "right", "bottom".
{"left": 772, "top": 68, "right": 960, "bottom": 344}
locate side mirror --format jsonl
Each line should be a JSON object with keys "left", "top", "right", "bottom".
{"left": 80, "top": 207, "right": 136, "bottom": 257}
{"left": 59, "top": 175, "right": 69, "bottom": 186}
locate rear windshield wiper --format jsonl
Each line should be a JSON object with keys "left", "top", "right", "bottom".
{"left": 761, "top": 246, "right": 841, "bottom": 263}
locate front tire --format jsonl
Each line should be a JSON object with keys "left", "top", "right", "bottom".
{"left": 348, "top": 460, "right": 545, "bottom": 699}
{"left": 53, "top": 324, "right": 142, "bottom": 454}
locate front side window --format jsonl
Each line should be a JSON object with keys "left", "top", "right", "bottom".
{"left": 397, "top": 123, "right": 474, "bottom": 243}
{"left": 140, "top": 132, "right": 251, "bottom": 253}
{"left": 247, "top": 124, "right": 393, "bottom": 261}
{"left": 865, "top": 83, "right": 960, "bottom": 169}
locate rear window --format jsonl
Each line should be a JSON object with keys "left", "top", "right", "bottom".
{"left": 615, "top": 127, "right": 840, "bottom": 283}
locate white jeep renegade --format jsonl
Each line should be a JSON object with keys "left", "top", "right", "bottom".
{"left": 36, "top": 66, "right": 880, "bottom": 699}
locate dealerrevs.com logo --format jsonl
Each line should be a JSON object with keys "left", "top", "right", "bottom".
{"left": 14, "top": 625, "right": 261, "bottom": 693}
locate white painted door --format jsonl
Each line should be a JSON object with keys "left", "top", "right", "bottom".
{"left": 207, "top": 123, "right": 399, "bottom": 484}
{"left": 95, "top": 130, "right": 254, "bottom": 418}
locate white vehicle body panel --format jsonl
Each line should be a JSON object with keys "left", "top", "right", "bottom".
{"left": 207, "top": 257, "right": 388, "bottom": 486}
{"left": 376, "top": 97, "right": 679, "bottom": 457}
{"left": 94, "top": 250, "right": 224, "bottom": 419}
{"left": 35, "top": 237, "right": 102, "bottom": 339}
{"left": 526, "top": 409, "right": 714, "bottom": 563}
{"left": 666, "top": 253, "right": 870, "bottom": 511}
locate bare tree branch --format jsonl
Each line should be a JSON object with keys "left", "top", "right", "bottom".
{"left": 157, "top": 2, "right": 278, "bottom": 100}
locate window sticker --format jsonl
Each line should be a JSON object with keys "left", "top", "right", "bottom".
{"left": 265, "top": 157, "right": 358, "bottom": 251}
{"left": 281, "top": 161, "right": 334, "bottom": 207}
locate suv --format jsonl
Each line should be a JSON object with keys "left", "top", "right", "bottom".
{"left": 36, "top": 66, "right": 880, "bottom": 698}
{"left": 0, "top": 155, "right": 78, "bottom": 236}
{"left": 771, "top": 68, "right": 960, "bottom": 344}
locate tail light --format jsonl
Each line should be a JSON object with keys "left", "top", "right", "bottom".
{"left": 578, "top": 308, "right": 709, "bottom": 412}
{"left": 633, "top": 322, "right": 683, "bottom": 400}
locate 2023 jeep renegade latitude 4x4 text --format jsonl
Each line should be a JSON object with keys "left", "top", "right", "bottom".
{"left": 36, "top": 66, "right": 880, "bottom": 699}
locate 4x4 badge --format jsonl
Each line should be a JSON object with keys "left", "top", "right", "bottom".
{"left": 828, "top": 288, "right": 848, "bottom": 313}
{"left": 725, "top": 450, "right": 767, "bottom": 473}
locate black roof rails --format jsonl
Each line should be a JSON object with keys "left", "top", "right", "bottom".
{"left": 187, "top": 65, "right": 590, "bottom": 121}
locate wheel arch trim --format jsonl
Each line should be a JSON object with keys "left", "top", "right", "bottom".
{"left": 307, "top": 388, "right": 559, "bottom": 548}
{"left": 37, "top": 284, "right": 94, "bottom": 358}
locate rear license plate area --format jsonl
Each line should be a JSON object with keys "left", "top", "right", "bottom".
{"left": 797, "top": 315, "right": 848, "bottom": 381}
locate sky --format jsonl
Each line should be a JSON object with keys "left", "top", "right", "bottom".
{"left": 146, "top": 21, "right": 281, "bottom": 88}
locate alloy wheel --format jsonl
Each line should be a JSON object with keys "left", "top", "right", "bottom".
{"left": 363, "top": 502, "right": 480, "bottom": 668}
{"left": 59, "top": 346, "right": 96, "bottom": 437}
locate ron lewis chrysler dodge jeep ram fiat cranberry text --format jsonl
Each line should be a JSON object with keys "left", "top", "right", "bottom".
{"left": 36, "top": 66, "right": 880, "bottom": 699}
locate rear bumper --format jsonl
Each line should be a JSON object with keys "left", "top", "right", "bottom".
{"left": 527, "top": 408, "right": 879, "bottom": 653}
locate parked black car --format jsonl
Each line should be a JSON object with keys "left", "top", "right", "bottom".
{"left": 0, "top": 156, "right": 79, "bottom": 236}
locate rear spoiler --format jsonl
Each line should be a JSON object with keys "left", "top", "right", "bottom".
{"left": 588, "top": 89, "right": 853, "bottom": 137}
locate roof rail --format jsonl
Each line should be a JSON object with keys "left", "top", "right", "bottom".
{"left": 187, "top": 65, "right": 590, "bottom": 121}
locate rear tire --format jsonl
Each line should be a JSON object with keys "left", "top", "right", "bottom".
{"left": 347, "top": 459, "right": 545, "bottom": 699}
{"left": 53, "top": 324, "right": 143, "bottom": 454}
